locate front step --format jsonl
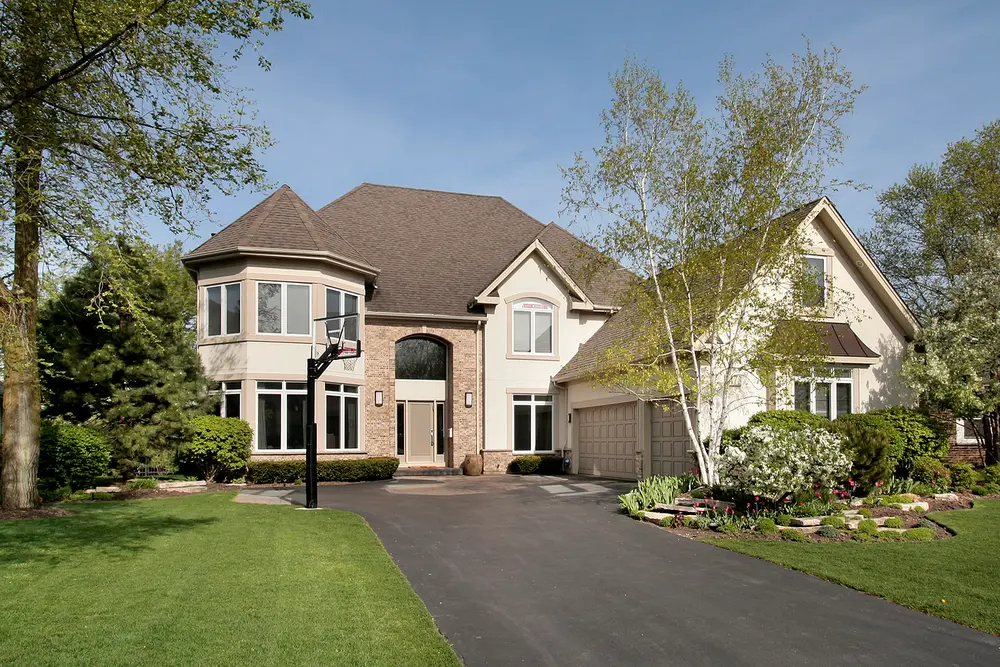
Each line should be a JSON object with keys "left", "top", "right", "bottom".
{"left": 394, "top": 467, "right": 462, "bottom": 477}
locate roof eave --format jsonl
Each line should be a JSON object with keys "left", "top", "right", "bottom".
{"left": 182, "top": 246, "right": 381, "bottom": 279}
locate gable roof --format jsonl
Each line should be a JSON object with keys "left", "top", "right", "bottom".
{"left": 553, "top": 197, "right": 915, "bottom": 383}
{"left": 183, "top": 185, "right": 377, "bottom": 275}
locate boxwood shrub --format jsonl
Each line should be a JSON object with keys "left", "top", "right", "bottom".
{"left": 38, "top": 420, "right": 112, "bottom": 491}
{"left": 780, "top": 529, "right": 811, "bottom": 542}
{"left": 247, "top": 457, "right": 399, "bottom": 484}
{"left": 508, "top": 455, "right": 563, "bottom": 475}
{"left": 176, "top": 416, "right": 252, "bottom": 482}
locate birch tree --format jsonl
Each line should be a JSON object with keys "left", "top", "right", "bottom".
{"left": 0, "top": 0, "right": 310, "bottom": 509}
{"left": 561, "top": 45, "right": 863, "bottom": 484}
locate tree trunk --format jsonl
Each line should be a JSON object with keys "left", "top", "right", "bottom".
{"left": 1, "top": 113, "right": 42, "bottom": 510}
{"left": 985, "top": 411, "right": 1000, "bottom": 467}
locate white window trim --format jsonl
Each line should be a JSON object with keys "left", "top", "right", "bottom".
{"left": 325, "top": 287, "right": 362, "bottom": 343}
{"left": 205, "top": 282, "right": 242, "bottom": 337}
{"left": 324, "top": 383, "right": 361, "bottom": 451}
{"left": 511, "top": 300, "right": 555, "bottom": 357}
{"left": 793, "top": 369, "right": 852, "bottom": 419}
{"left": 256, "top": 281, "right": 312, "bottom": 336}
{"left": 957, "top": 418, "right": 982, "bottom": 443}
{"left": 512, "top": 393, "right": 555, "bottom": 453}
{"left": 803, "top": 254, "right": 829, "bottom": 308}
{"left": 255, "top": 381, "right": 308, "bottom": 451}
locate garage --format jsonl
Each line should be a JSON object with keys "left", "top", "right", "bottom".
{"left": 576, "top": 401, "right": 638, "bottom": 480}
{"left": 649, "top": 402, "right": 692, "bottom": 477}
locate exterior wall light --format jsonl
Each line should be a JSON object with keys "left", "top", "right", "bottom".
{"left": 374, "top": 390, "right": 384, "bottom": 407}
{"left": 465, "top": 392, "right": 473, "bottom": 408}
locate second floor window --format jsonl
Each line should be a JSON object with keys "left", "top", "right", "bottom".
{"left": 326, "top": 287, "right": 360, "bottom": 341}
{"left": 206, "top": 283, "right": 241, "bottom": 336}
{"left": 257, "top": 282, "right": 311, "bottom": 335}
{"left": 802, "top": 256, "right": 827, "bottom": 308}
{"left": 512, "top": 299, "right": 553, "bottom": 355}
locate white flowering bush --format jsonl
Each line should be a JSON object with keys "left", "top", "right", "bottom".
{"left": 718, "top": 425, "right": 851, "bottom": 500}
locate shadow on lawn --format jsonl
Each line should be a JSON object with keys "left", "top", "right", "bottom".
{"left": 0, "top": 504, "right": 218, "bottom": 566}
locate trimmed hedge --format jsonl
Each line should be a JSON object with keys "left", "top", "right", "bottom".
{"left": 176, "top": 416, "right": 252, "bottom": 482}
{"left": 247, "top": 457, "right": 399, "bottom": 484}
{"left": 508, "top": 455, "right": 564, "bottom": 475}
{"left": 38, "top": 420, "right": 112, "bottom": 491}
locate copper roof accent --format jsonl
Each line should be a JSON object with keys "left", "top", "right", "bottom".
{"left": 818, "top": 322, "right": 880, "bottom": 358}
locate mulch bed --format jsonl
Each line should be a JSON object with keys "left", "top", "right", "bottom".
{"left": 111, "top": 483, "right": 243, "bottom": 500}
{"left": 0, "top": 507, "right": 74, "bottom": 521}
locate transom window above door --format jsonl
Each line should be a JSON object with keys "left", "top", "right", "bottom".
{"left": 511, "top": 299, "right": 554, "bottom": 356}
{"left": 794, "top": 368, "right": 852, "bottom": 419}
{"left": 257, "top": 282, "right": 311, "bottom": 335}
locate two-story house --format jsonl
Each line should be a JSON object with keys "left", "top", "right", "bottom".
{"left": 182, "top": 186, "right": 917, "bottom": 479}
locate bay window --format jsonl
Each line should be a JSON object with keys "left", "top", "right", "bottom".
{"left": 206, "top": 282, "right": 241, "bottom": 336}
{"left": 257, "top": 282, "right": 311, "bottom": 335}
{"left": 325, "top": 383, "right": 360, "bottom": 450}
{"left": 512, "top": 299, "right": 554, "bottom": 355}
{"left": 256, "top": 381, "right": 307, "bottom": 450}
{"left": 326, "top": 287, "right": 360, "bottom": 342}
{"left": 513, "top": 394, "right": 553, "bottom": 452}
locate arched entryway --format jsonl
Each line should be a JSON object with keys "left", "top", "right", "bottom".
{"left": 395, "top": 336, "right": 450, "bottom": 465}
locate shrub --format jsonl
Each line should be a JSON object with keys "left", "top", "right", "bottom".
{"left": 816, "top": 525, "right": 839, "bottom": 539}
{"left": 683, "top": 516, "right": 699, "bottom": 528}
{"left": 508, "top": 455, "right": 563, "bottom": 475}
{"left": 856, "top": 519, "right": 879, "bottom": 536}
{"left": 38, "top": 420, "right": 112, "bottom": 492}
{"left": 833, "top": 412, "right": 904, "bottom": 471}
{"left": 780, "top": 529, "right": 811, "bottom": 542}
{"left": 718, "top": 425, "right": 850, "bottom": 500}
{"left": 910, "top": 482, "right": 939, "bottom": 497}
{"left": 820, "top": 516, "right": 845, "bottom": 529}
{"left": 618, "top": 476, "right": 685, "bottom": 513}
{"left": 176, "top": 416, "right": 252, "bottom": 482}
{"left": 882, "top": 476, "right": 918, "bottom": 494}
{"left": 866, "top": 406, "right": 949, "bottom": 475}
{"left": 123, "top": 477, "right": 158, "bottom": 490}
{"left": 832, "top": 420, "right": 895, "bottom": 492}
{"left": 757, "top": 518, "right": 779, "bottom": 534}
{"left": 746, "top": 410, "right": 832, "bottom": 432}
{"left": 917, "top": 518, "right": 938, "bottom": 530}
{"left": 852, "top": 531, "right": 875, "bottom": 542}
{"left": 949, "top": 463, "right": 977, "bottom": 490}
{"left": 971, "top": 484, "right": 1000, "bottom": 496}
{"left": 983, "top": 464, "right": 1000, "bottom": 486}
{"left": 883, "top": 517, "right": 904, "bottom": 528}
{"left": 247, "top": 457, "right": 399, "bottom": 484}
{"left": 714, "top": 523, "right": 740, "bottom": 534}
{"left": 39, "top": 485, "right": 73, "bottom": 503}
{"left": 858, "top": 508, "right": 873, "bottom": 518}
{"left": 903, "top": 527, "right": 935, "bottom": 542}
{"left": 775, "top": 514, "right": 793, "bottom": 526}
{"left": 911, "top": 456, "right": 950, "bottom": 491}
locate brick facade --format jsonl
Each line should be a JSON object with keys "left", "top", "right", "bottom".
{"left": 365, "top": 317, "right": 482, "bottom": 468}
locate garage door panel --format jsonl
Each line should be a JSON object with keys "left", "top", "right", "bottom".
{"left": 650, "top": 402, "right": 692, "bottom": 478}
{"left": 577, "top": 402, "right": 638, "bottom": 480}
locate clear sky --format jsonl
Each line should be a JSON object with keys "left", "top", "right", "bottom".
{"left": 180, "top": 0, "right": 1000, "bottom": 249}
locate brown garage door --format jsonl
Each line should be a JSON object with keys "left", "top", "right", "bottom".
{"left": 577, "top": 402, "right": 638, "bottom": 480}
{"left": 649, "top": 402, "right": 692, "bottom": 477}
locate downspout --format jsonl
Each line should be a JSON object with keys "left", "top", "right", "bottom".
{"left": 477, "top": 319, "right": 484, "bottom": 467}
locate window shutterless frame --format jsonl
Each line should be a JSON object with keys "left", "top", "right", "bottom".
{"left": 205, "top": 282, "right": 242, "bottom": 337}
{"left": 255, "top": 281, "right": 312, "bottom": 336}
{"left": 512, "top": 393, "right": 554, "bottom": 452}
{"left": 324, "top": 383, "right": 360, "bottom": 450}
{"left": 793, "top": 369, "right": 852, "bottom": 419}
{"left": 255, "top": 381, "right": 308, "bottom": 451}
{"left": 802, "top": 255, "right": 828, "bottom": 308}
{"left": 511, "top": 300, "right": 554, "bottom": 356}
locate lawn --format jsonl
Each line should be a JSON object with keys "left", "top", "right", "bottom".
{"left": 711, "top": 499, "right": 1000, "bottom": 635}
{"left": 0, "top": 493, "right": 460, "bottom": 667}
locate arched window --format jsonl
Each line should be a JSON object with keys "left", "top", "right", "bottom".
{"left": 395, "top": 337, "right": 447, "bottom": 380}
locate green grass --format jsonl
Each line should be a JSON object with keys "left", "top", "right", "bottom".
{"left": 0, "top": 493, "right": 459, "bottom": 666}
{"left": 710, "top": 499, "right": 1000, "bottom": 635}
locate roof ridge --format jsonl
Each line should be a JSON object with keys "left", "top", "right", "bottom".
{"left": 352, "top": 182, "right": 506, "bottom": 200}
{"left": 285, "top": 190, "right": 325, "bottom": 251}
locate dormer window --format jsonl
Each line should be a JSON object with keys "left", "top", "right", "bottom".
{"left": 512, "top": 299, "right": 554, "bottom": 355}
{"left": 803, "top": 255, "right": 827, "bottom": 308}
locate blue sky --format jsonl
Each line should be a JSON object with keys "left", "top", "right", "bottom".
{"left": 180, "top": 0, "right": 1000, "bottom": 249}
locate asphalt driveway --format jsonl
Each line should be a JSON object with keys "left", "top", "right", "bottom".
{"left": 294, "top": 476, "right": 999, "bottom": 667}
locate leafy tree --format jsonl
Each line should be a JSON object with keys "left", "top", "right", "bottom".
{"left": 0, "top": 0, "right": 310, "bottom": 508}
{"left": 561, "top": 45, "right": 863, "bottom": 484}
{"left": 39, "top": 242, "right": 215, "bottom": 475}
{"left": 865, "top": 121, "right": 1000, "bottom": 464}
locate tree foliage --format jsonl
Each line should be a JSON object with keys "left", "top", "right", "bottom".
{"left": 866, "top": 120, "right": 1000, "bottom": 463}
{"left": 561, "top": 44, "right": 863, "bottom": 483}
{"left": 0, "top": 0, "right": 309, "bottom": 508}
{"left": 39, "top": 242, "right": 216, "bottom": 473}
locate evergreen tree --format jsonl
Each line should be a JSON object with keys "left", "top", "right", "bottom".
{"left": 39, "top": 242, "right": 216, "bottom": 475}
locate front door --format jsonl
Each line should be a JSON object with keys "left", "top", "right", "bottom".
{"left": 406, "top": 401, "right": 435, "bottom": 464}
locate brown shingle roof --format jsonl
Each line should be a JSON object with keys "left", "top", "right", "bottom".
{"left": 184, "top": 185, "right": 376, "bottom": 272}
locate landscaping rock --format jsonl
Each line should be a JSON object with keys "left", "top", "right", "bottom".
{"left": 790, "top": 517, "right": 823, "bottom": 527}
{"left": 85, "top": 486, "right": 120, "bottom": 493}
{"left": 846, "top": 516, "right": 889, "bottom": 530}
{"left": 933, "top": 493, "right": 959, "bottom": 502}
{"left": 842, "top": 509, "right": 860, "bottom": 516}
{"left": 676, "top": 497, "right": 734, "bottom": 510}
{"left": 652, "top": 503, "right": 705, "bottom": 514}
{"left": 849, "top": 498, "right": 864, "bottom": 507}
{"left": 779, "top": 525, "right": 820, "bottom": 534}
{"left": 899, "top": 502, "right": 930, "bottom": 512}
{"left": 157, "top": 480, "right": 208, "bottom": 489}
{"left": 878, "top": 527, "right": 907, "bottom": 534}
{"left": 641, "top": 511, "right": 671, "bottom": 524}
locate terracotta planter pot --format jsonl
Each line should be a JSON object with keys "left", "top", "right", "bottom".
{"left": 462, "top": 453, "right": 483, "bottom": 476}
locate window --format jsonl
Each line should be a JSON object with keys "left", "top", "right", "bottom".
{"left": 256, "top": 381, "right": 307, "bottom": 450}
{"left": 257, "top": 282, "right": 311, "bottom": 335}
{"left": 802, "top": 256, "right": 827, "bottom": 308}
{"left": 794, "top": 369, "right": 852, "bottom": 418}
{"left": 326, "top": 287, "right": 360, "bottom": 341}
{"left": 959, "top": 417, "right": 983, "bottom": 443}
{"left": 206, "top": 283, "right": 241, "bottom": 336}
{"left": 396, "top": 403, "right": 405, "bottom": 456}
{"left": 512, "top": 300, "right": 554, "bottom": 355}
{"left": 436, "top": 402, "right": 445, "bottom": 456}
{"left": 395, "top": 337, "right": 447, "bottom": 380}
{"left": 512, "top": 394, "right": 554, "bottom": 452}
{"left": 214, "top": 381, "right": 242, "bottom": 419}
{"left": 325, "top": 383, "right": 360, "bottom": 450}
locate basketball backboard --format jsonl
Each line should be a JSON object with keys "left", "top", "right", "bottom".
{"left": 312, "top": 313, "right": 361, "bottom": 362}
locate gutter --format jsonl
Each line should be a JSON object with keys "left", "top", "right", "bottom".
{"left": 367, "top": 311, "right": 488, "bottom": 323}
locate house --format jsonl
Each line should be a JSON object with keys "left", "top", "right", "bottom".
{"left": 182, "top": 186, "right": 917, "bottom": 479}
